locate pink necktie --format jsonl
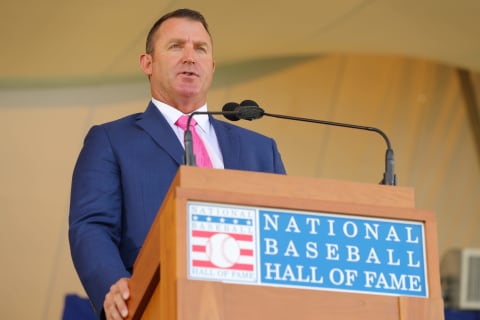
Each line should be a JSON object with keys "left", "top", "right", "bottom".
{"left": 176, "top": 115, "right": 213, "bottom": 168}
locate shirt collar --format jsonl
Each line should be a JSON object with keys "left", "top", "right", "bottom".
{"left": 151, "top": 98, "right": 210, "bottom": 133}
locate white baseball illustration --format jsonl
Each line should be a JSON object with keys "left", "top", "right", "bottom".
{"left": 205, "top": 233, "right": 241, "bottom": 268}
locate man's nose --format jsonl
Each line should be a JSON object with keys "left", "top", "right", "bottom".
{"left": 182, "top": 47, "right": 196, "bottom": 64}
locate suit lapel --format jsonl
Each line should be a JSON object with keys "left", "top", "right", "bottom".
{"left": 136, "top": 102, "right": 184, "bottom": 165}
{"left": 210, "top": 117, "right": 242, "bottom": 169}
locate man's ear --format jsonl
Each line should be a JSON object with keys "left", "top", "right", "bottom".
{"left": 139, "top": 54, "right": 153, "bottom": 75}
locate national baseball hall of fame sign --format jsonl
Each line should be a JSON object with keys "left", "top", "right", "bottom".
{"left": 187, "top": 201, "right": 428, "bottom": 298}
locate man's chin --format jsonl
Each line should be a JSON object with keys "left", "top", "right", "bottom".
{"left": 176, "top": 86, "right": 202, "bottom": 98}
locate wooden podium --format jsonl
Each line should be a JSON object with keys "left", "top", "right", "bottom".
{"left": 126, "top": 166, "right": 444, "bottom": 320}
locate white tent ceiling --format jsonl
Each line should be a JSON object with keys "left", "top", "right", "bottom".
{"left": 1, "top": 0, "right": 480, "bottom": 87}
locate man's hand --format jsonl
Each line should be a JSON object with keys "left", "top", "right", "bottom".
{"left": 104, "top": 277, "right": 130, "bottom": 319}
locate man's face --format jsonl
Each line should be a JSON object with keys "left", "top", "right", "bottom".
{"left": 142, "top": 17, "right": 215, "bottom": 112}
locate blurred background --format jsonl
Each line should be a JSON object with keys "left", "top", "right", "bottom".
{"left": 1, "top": 0, "right": 479, "bottom": 318}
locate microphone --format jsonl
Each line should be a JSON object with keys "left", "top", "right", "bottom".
{"left": 183, "top": 105, "right": 262, "bottom": 166}
{"left": 222, "top": 100, "right": 397, "bottom": 186}
{"left": 222, "top": 100, "right": 265, "bottom": 121}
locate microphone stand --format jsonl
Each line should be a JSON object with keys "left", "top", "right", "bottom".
{"left": 262, "top": 112, "right": 397, "bottom": 186}
{"left": 187, "top": 103, "right": 397, "bottom": 186}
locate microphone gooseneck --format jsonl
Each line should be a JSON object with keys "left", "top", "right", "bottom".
{"left": 184, "top": 124, "right": 195, "bottom": 166}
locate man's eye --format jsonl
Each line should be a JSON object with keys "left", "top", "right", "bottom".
{"left": 170, "top": 43, "right": 181, "bottom": 49}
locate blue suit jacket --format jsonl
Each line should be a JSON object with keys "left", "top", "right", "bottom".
{"left": 69, "top": 102, "right": 285, "bottom": 317}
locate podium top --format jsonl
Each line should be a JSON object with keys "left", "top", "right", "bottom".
{"left": 174, "top": 166, "right": 415, "bottom": 209}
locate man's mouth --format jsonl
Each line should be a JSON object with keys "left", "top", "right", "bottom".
{"left": 181, "top": 71, "right": 197, "bottom": 77}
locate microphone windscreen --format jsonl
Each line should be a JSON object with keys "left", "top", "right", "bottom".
{"left": 239, "top": 99, "right": 264, "bottom": 120}
{"left": 222, "top": 102, "right": 240, "bottom": 121}
{"left": 240, "top": 99, "right": 259, "bottom": 107}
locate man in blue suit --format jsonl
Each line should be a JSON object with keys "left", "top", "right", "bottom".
{"left": 69, "top": 8, "right": 285, "bottom": 320}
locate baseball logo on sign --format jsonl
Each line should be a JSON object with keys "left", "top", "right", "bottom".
{"left": 188, "top": 202, "right": 257, "bottom": 283}
{"left": 206, "top": 233, "right": 241, "bottom": 268}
